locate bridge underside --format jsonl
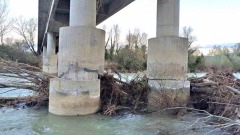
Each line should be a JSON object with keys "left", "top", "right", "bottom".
{"left": 38, "top": 0, "right": 134, "bottom": 54}
{"left": 39, "top": 0, "right": 190, "bottom": 116}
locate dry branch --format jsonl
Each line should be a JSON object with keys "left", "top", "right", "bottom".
{"left": 189, "top": 69, "right": 240, "bottom": 120}
{"left": 0, "top": 59, "right": 54, "bottom": 107}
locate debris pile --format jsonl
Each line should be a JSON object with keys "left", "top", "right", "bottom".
{"left": 190, "top": 69, "right": 240, "bottom": 119}
{"left": 0, "top": 59, "right": 53, "bottom": 108}
{"left": 100, "top": 73, "right": 150, "bottom": 115}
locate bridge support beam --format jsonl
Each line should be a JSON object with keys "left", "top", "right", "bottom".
{"left": 147, "top": 0, "right": 190, "bottom": 110}
{"left": 49, "top": 0, "right": 105, "bottom": 115}
{"left": 43, "top": 32, "right": 58, "bottom": 74}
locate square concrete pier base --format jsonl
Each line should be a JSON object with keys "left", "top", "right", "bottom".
{"left": 147, "top": 36, "right": 189, "bottom": 111}
{"left": 148, "top": 80, "right": 190, "bottom": 111}
{"left": 49, "top": 78, "right": 100, "bottom": 115}
{"left": 42, "top": 54, "right": 58, "bottom": 74}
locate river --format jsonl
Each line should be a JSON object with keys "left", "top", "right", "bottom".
{"left": 0, "top": 107, "right": 227, "bottom": 135}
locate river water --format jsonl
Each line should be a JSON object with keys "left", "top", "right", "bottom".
{"left": 1, "top": 73, "right": 237, "bottom": 135}
{"left": 0, "top": 107, "right": 226, "bottom": 135}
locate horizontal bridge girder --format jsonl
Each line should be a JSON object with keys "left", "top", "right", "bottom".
{"left": 38, "top": 0, "right": 134, "bottom": 54}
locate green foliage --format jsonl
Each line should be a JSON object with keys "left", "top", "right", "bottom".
{"left": 208, "top": 46, "right": 231, "bottom": 58}
{"left": 233, "top": 43, "right": 240, "bottom": 57}
{"left": 231, "top": 56, "right": 240, "bottom": 71}
{"left": 205, "top": 45, "right": 239, "bottom": 70}
{"left": 0, "top": 45, "right": 40, "bottom": 66}
{"left": 181, "top": 26, "right": 205, "bottom": 72}
{"left": 188, "top": 54, "right": 205, "bottom": 72}
{"left": 104, "top": 26, "right": 148, "bottom": 72}
{"left": 114, "top": 47, "right": 146, "bottom": 72}
{"left": 205, "top": 55, "right": 233, "bottom": 70}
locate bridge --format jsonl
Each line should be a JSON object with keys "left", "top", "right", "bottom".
{"left": 38, "top": 0, "right": 189, "bottom": 116}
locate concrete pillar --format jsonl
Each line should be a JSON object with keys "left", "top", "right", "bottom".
{"left": 70, "top": 0, "right": 96, "bottom": 27}
{"left": 42, "top": 46, "right": 48, "bottom": 72}
{"left": 47, "top": 32, "right": 56, "bottom": 55}
{"left": 147, "top": 0, "right": 189, "bottom": 110}
{"left": 43, "top": 46, "right": 47, "bottom": 58}
{"left": 157, "top": 0, "right": 179, "bottom": 37}
{"left": 49, "top": 0, "right": 105, "bottom": 115}
{"left": 42, "top": 32, "right": 58, "bottom": 74}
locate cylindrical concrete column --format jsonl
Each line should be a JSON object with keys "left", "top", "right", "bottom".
{"left": 70, "top": 0, "right": 96, "bottom": 27}
{"left": 43, "top": 46, "right": 47, "bottom": 57}
{"left": 49, "top": 0, "right": 105, "bottom": 115}
{"left": 156, "top": 0, "right": 179, "bottom": 37}
{"left": 47, "top": 32, "right": 56, "bottom": 55}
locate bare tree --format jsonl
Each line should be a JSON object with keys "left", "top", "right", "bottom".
{"left": 14, "top": 17, "right": 38, "bottom": 55}
{"left": 126, "top": 29, "right": 147, "bottom": 50}
{"left": 140, "top": 32, "right": 148, "bottom": 46}
{"left": 126, "top": 29, "right": 139, "bottom": 50}
{"left": 104, "top": 24, "right": 121, "bottom": 60}
{"left": 181, "top": 26, "right": 205, "bottom": 72}
{"left": 181, "top": 26, "right": 197, "bottom": 55}
{"left": 0, "top": 0, "right": 13, "bottom": 45}
{"left": 182, "top": 26, "right": 197, "bottom": 48}
{"left": 113, "top": 24, "right": 120, "bottom": 53}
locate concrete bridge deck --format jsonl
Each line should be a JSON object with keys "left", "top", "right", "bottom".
{"left": 38, "top": 0, "right": 134, "bottom": 54}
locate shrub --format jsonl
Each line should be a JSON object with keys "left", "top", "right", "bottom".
{"left": 0, "top": 45, "right": 40, "bottom": 66}
{"left": 114, "top": 47, "right": 146, "bottom": 72}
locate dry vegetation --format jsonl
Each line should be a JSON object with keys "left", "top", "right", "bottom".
{"left": 169, "top": 69, "right": 240, "bottom": 134}
{"left": 100, "top": 73, "right": 150, "bottom": 115}
{"left": 0, "top": 59, "right": 54, "bottom": 108}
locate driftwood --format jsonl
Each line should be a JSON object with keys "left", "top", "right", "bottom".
{"left": 226, "top": 86, "right": 240, "bottom": 95}
{"left": 160, "top": 107, "right": 240, "bottom": 135}
{"left": 190, "top": 69, "right": 240, "bottom": 120}
{"left": 100, "top": 73, "right": 150, "bottom": 115}
{"left": 191, "top": 78, "right": 240, "bottom": 95}
{"left": 0, "top": 59, "right": 54, "bottom": 107}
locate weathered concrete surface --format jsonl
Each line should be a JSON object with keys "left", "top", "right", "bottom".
{"left": 43, "top": 32, "right": 58, "bottom": 74}
{"left": 49, "top": 27, "right": 105, "bottom": 115}
{"left": 49, "top": 0, "right": 105, "bottom": 115}
{"left": 47, "top": 32, "right": 56, "bottom": 55}
{"left": 147, "top": 36, "right": 188, "bottom": 80}
{"left": 42, "top": 46, "right": 48, "bottom": 72}
{"left": 70, "top": 0, "right": 96, "bottom": 27}
{"left": 49, "top": 79, "right": 100, "bottom": 115}
{"left": 43, "top": 55, "right": 58, "bottom": 74}
{"left": 147, "top": 0, "right": 189, "bottom": 110}
{"left": 157, "top": 0, "right": 179, "bottom": 37}
{"left": 57, "top": 27, "right": 105, "bottom": 77}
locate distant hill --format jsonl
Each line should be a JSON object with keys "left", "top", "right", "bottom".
{"left": 197, "top": 43, "right": 238, "bottom": 56}
{"left": 198, "top": 43, "right": 237, "bottom": 49}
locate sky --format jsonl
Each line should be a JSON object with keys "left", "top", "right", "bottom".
{"left": 8, "top": 0, "right": 240, "bottom": 53}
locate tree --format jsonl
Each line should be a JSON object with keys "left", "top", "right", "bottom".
{"left": 126, "top": 29, "right": 147, "bottom": 50}
{"left": 233, "top": 43, "right": 240, "bottom": 57}
{"left": 0, "top": 0, "right": 13, "bottom": 45}
{"left": 207, "top": 46, "right": 234, "bottom": 70}
{"left": 113, "top": 24, "right": 120, "bottom": 54}
{"left": 182, "top": 26, "right": 197, "bottom": 61}
{"left": 104, "top": 24, "right": 121, "bottom": 60}
{"left": 126, "top": 29, "right": 140, "bottom": 50}
{"left": 208, "top": 45, "right": 231, "bottom": 58}
{"left": 181, "top": 26, "right": 204, "bottom": 72}
{"left": 14, "top": 17, "right": 38, "bottom": 55}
